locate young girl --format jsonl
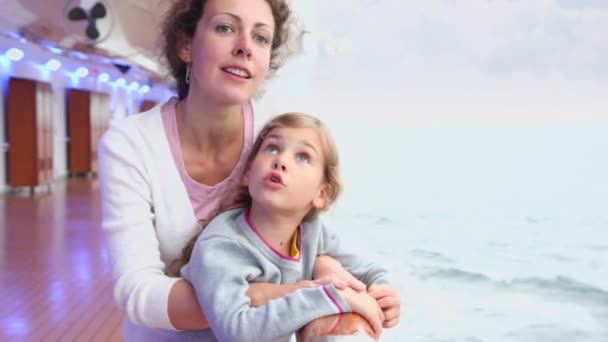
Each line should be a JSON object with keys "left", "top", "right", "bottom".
{"left": 174, "top": 113, "right": 400, "bottom": 341}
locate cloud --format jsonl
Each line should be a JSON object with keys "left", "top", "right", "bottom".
{"left": 311, "top": 0, "right": 608, "bottom": 82}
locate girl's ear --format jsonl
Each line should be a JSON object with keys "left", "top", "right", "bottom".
{"left": 312, "top": 183, "right": 330, "bottom": 210}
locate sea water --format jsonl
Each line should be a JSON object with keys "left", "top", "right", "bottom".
{"left": 323, "top": 122, "right": 608, "bottom": 341}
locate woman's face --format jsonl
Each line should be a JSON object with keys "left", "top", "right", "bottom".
{"left": 180, "top": 0, "right": 275, "bottom": 105}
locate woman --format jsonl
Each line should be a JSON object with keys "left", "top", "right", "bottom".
{"left": 98, "top": 0, "right": 365, "bottom": 339}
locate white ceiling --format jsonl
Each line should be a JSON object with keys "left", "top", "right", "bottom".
{"left": 0, "top": 0, "right": 170, "bottom": 74}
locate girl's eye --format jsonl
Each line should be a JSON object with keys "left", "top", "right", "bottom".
{"left": 264, "top": 144, "right": 279, "bottom": 154}
{"left": 254, "top": 34, "right": 270, "bottom": 45}
{"left": 296, "top": 153, "right": 311, "bottom": 164}
{"left": 216, "top": 24, "right": 234, "bottom": 34}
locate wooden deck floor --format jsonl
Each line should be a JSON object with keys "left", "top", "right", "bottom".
{"left": 0, "top": 178, "right": 375, "bottom": 342}
{"left": 0, "top": 178, "right": 123, "bottom": 341}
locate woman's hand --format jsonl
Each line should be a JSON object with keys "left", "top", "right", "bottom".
{"left": 339, "top": 287, "right": 384, "bottom": 340}
{"left": 313, "top": 255, "right": 366, "bottom": 291}
{"left": 368, "top": 285, "right": 401, "bottom": 328}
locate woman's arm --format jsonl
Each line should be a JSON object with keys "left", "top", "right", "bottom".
{"left": 99, "top": 126, "right": 209, "bottom": 330}
{"left": 298, "top": 313, "right": 375, "bottom": 341}
{"left": 318, "top": 222, "right": 391, "bottom": 286}
{"left": 167, "top": 280, "right": 209, "bottom": 329}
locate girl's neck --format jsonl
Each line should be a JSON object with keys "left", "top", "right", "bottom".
{"left": 177, "top": 93, "right": 244, "bottom": 153}
{"left": 248, "top": 204, "right": 307, "bottom": 255}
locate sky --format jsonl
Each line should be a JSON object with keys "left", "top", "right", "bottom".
{"left": 274, "top": 0, "right": 608, "bottom": 123}
{"left": 267, "top": 1, "right": 608, "bottom": 217}
{"left": 312, "top": 0, "right": 608, "bottom": 81}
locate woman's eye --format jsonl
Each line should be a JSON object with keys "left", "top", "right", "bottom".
{"left": 254, "top": 34, "right": 270, "bottom": 45}
{"left": 296, "top": 153, "right": 311, "bottom": 164}
{"left": 216, "top": 24, "right": 234, "bottom": 34}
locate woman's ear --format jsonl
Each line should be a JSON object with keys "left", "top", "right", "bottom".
{"left": 312, "top": 184, "right": 330, "bottom": 210}
{"left": 178, "top": 37, "right": 192, "bottom": 64}
{"left": 242, "top": 171, "right": 250, "bottom": 187}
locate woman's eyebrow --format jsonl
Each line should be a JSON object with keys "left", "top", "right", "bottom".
{"left": 215, "top": 12, "right": 273, "bottom": 30}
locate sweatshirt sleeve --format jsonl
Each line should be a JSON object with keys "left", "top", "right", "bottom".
{"left": 181, "top": 236, "right": 352, "bottom": 342}
{"left": 318, "top": 221, "right": 391, "bottom": 286}
{"left": 98, "top": 125, "right": 179, "bottom": 330}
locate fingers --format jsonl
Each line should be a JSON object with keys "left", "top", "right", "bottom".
{"left": 376, "top": 296, "right": 400, "bottom": 310}
{"left": 347, "top": 278, "right": 366, "bottom": 292}
{"left": 376, "top": 296, "right": 400, "bottom": 327}
{"left": 381, "top": 306, "right": 399, "bottom": 322}
{"left": 382, "top": 317, "right": 400, "bottom": 329}
{"left": 365, "top": 311, "right": 383, "bottom": 340}
{"left": 367, "top": 285, "right": 397, "bottom": 299}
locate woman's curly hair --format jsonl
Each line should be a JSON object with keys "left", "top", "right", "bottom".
{"left": 161, "top": 0, "right": 292, "bottom": 99}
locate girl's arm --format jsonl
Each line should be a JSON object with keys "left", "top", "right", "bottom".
{"left": 99, "top": 127, "right": 210, "bottom": 330}
{"left": 182, "top": 236, "right": 352, "bottom": 342}
{"left": 318, "top": 221, "right": 391, "bottom": 287}
{"left": 246, "top": 270, "right": 360, "bottom": 307}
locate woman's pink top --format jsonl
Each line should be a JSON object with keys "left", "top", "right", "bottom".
{"left": 161, "top": 101, "right": 254, "bottom": 219}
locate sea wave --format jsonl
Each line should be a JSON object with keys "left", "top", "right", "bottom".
{"left": 418, "top": 267, "right": 608, "bottom": 304}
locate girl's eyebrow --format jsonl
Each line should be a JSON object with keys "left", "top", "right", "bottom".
{"left": 215, "top": 12, "right": 273, "bottom": 30}
{"left": 264, "top": 133, "right": 282, "bottom": 141}
{"left": 299, "top": 140, "right": 318, "bottom": 154}
{"left": 264, "top": 133, "right": 318, "bottom": 154}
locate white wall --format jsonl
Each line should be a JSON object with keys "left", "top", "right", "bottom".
{"left": 52, "top": 86, "right": 68, "bottom": 178}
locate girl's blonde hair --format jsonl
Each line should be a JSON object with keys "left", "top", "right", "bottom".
{"left": 168, "top": 113, "right": 341, "bottom": 276}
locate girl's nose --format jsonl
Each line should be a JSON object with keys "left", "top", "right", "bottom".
{"left": 272, "top": 161, "right": 286, "bottom": 171}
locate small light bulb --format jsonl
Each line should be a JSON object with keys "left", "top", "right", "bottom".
{"left": 76, "top": 67, "right": 89, "bottom": 78}
{"left": 98, "top": 73, "right": 110, "bottom": 82}
{"left": 46, "top": 59, "right": 61, "bottom": 71}
{"left": 6, "top": 48, "right": 24, "bottom": 61}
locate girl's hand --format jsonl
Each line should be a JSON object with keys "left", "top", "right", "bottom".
{"left": 367, "top": 285, "right": 401, "bottom": 328}
{"left": 313, "top": 255, "right": 366, "bottom": 291}
{"left": 340, "top": 287, "right": 385, "bottom": 340}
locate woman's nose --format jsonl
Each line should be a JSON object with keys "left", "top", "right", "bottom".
{"left": 232, "top": 34, "right": 252, "bottom": 58}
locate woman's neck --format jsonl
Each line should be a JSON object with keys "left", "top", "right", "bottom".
{"left": 248, "top": 204, "right": 307, "bottom": 255}
{"left": 178, "top": 93, "right": 244, "bottom": 153}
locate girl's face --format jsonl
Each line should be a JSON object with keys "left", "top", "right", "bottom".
{"left": 180, "top": 0, "right": 274, "bottom": 105}
{"left": 245, "top": 126, "right": 329, "bottom": 216}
